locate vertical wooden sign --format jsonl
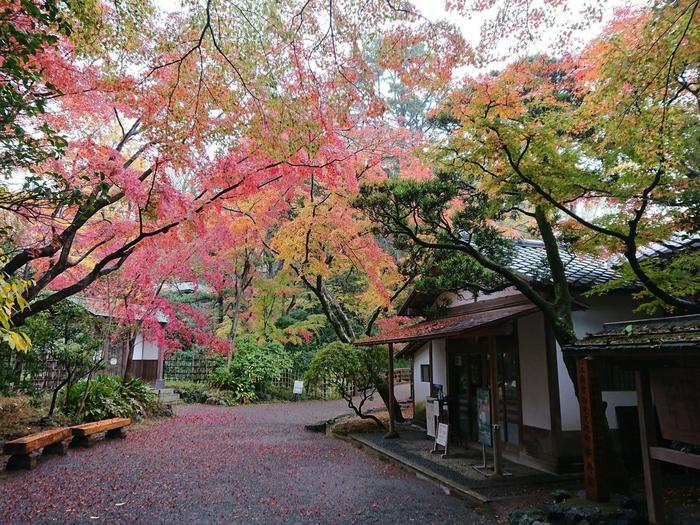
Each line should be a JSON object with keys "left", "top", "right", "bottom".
{"left": 577, "top": 357, "right": 609, "bottom": 502}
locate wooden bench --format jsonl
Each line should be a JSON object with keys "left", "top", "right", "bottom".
{"left": 3, "top": 428, "right": 72, "bottom": 470}
{"left": 70, "top": 417, "right": 131, "bottom": 448}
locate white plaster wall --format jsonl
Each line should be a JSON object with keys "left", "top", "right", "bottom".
{"left": 412, "top": 339, "right": 449, "bottom": 398}
{"left": 558, "top": 295, "right": 648, "bottom": 431}
{"left": 431, "top": 339, "right": 448, "bottom": 395}
{"left": 413, "top": 344, "right": 431, "bottom": 403}
{"left": 132, "top": 332, "right": 160, "bottom": 361}
{"left": 517, "top": 312, "right": 551, "bottom": 430}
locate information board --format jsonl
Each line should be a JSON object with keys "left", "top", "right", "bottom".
{"left": 293, "top": 380, "right": 304, "bottom": 395}
{"left": 650, "top": 368, "right": 700, "bottom": 446}
{"left": 476, "top": 388, "right": 492, "bottom": 447}
{"left": 436, "top": 423, "right": 449, "bottom": 447}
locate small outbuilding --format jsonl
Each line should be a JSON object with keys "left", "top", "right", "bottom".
{"left": 564, "top": 314, "right": 700, "bottom": 524}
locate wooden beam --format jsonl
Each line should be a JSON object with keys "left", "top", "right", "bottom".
{"left": 636, "top": 368, "right": 665, "bottom": 524}
{"left": 576, "top": 357, "right": 609, "bottom": 502}
{"left": 649, "top": 446, "right": 700, "bottom": 470}
{"left": 3, "top": 428, "right": 72, "bottom": 455}
{"left": 385, "top": 343, "right": 399, "bottom": 439}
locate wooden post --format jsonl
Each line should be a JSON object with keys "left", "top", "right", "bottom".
{"left": 636, "top": 367, "right": 665, "bottom": 524}
{"left": 576, "top": 357, "right": 610, "bottom": 502}
{"left": 385, "top": 342, "right": 399, "bottom": 439}
{"left": 488, "top": 337, "right": 503, "bottom": 476}
{"left": 428, "top": 340, "right": 434, "bottom": 394}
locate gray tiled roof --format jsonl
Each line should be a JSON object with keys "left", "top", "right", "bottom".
{"left": 510, "top": 239, "right": 618, "bottom": 287}
{"left": 636, "top": 233, "right": 700, "bottom": 259}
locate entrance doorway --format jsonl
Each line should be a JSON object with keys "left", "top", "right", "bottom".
{"left": 447, "top": 331, "right": 522, "bottom": 449}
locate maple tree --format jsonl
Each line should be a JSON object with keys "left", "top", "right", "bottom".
{"left": 0, "top": 0, "right": 464, "bottom": 346}
{"left": 358, "top": 2, "right": 699, "bottom": 348}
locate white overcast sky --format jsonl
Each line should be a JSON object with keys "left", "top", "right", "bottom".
{"left": 153, "top": 0, "right": 638, "bottom": 70}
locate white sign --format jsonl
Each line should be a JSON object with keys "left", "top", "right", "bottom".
{"left": 109, "top": 357, "right": 118, "bottom": 366}
{"left": 436, "top": 423, "right": 449, "bottom": 447}
{"left": 293, "top": 380, "right": 304, "bottom": 395}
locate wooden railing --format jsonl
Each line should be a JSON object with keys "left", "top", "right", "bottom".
{"left": 393, "top": 368, "right": 411, "bottom": 384}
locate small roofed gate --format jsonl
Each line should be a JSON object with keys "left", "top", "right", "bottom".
{"left": 565, "top": 315, "right": 700, "bottom": 525}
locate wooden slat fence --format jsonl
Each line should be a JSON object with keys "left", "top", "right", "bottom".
{"left": 163, "top": 352, "right": 221, "bottom": 383}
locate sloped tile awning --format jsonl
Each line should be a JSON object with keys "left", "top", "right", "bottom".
{"left": 355, "top": 303, "right": 538, "bottom": 346}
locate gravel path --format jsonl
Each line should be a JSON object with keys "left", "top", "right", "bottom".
{"left": 0, "top": 400, "right": 492, "bottom": 524}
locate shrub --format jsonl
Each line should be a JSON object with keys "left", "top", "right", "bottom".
{"left": 208, "top": 367, "right": 255, "bottom": 403}
{"left": 229, "top": 336, "right": 292, "bottom": 396}
{"left": 306, "top": 342, "right": 387, "bottom": 428}
{"left": 63, "top": 375, "right": 156, "bottom": 422}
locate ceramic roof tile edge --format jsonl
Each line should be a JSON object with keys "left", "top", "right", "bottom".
{"left": 564, "top": 314, "right": 700, "bottom": 354}
{"left": 68, "top": 296, "right": 169, "bottom": 324}
{"left": 355, "top": 303, "right": 537, "bottom": 346}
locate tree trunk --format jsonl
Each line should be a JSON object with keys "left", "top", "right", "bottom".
{"left": 48, "top": 378, "right": 69, "bottom": 417}
{"left": 226, "top": 308, "right": 240, "bottom": 369}
{"left": 123, "top": 332, "right": 136, "bottom": 378}
{"left": 376, "top": 380, "right": 406, "bottom": 423}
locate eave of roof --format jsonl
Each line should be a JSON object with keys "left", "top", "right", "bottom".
{"left": 355, "top": 303, "right": 537, "bottom": 346}
{"left": 564, "top": 314, "right": 700, "bottom": 358}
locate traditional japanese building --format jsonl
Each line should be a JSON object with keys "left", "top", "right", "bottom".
{"left": 358, "top": 239, "right": 649, "bottom": 473}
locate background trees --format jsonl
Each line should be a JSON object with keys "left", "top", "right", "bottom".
{"left": 356, "top": 2, "right": 699, "bottom": 344}
{"left": 2, "top": 1, "right": 696, "bottom": 420}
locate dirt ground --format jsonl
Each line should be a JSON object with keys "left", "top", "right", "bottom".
{"left": 0, "top": 401, "right": 492, "bottom": 525}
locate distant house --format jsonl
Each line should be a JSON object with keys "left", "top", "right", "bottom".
{"left": 69, "top": 297, "right": 169, "bottom": 385}
{"left": 358, "top": 239, "right": 650, "bottom": 473}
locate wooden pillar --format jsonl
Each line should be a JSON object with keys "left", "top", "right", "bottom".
{"left": 636, "top": 367, "right": 665, "bottom": 524}
{"left": 428, "top": 340, "right": 434, "bottom": 394}
{"left": 576, "top": 357, "right": 609, "bottom": 501}
{"left": 409, "top": 356, "right": 415, "bottom": 403}
{"left": 385, "top": 342, "right": 399, "bottom": 439}
{"left": 488, "top": 336, "right": 503, "bottom": 476}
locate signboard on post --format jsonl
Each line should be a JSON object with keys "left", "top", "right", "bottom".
{"left": 436, "top": 423, "right": 449, "bottom": 447}
{"left": 476, "top": 388, "right": 492, "bottom": 447}
{"left": 432, "top": 422, "right": 449, "bottom": 457}
{"left": 293, "top": 380, "right": 304, "bottom": 395}
{"left": 650, "top": 368, "right": 700, "bottom": 446}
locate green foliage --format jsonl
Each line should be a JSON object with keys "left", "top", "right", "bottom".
{"left": 63, "top": 374, "right": 156, "bottom": 422}
{"left": 0, "top": 271, "right": 32, "bottom": 351}
{"left": 208, "top": 367, "right": 255, "bottom": 404}
{"left": 355, "top": 173, "right": 515, "bottom": 297}
{"left": 0, "top": 0, "right": 70, "bottom": 175}
{"left": 591, "top": 249, "right": 700, "bottom": 315}
{"left": 229, "top": 336, "right": 292, "bottom": 394}
{"left": 0, "top": 298, "right": 102, "bottom": 395}
{"left": 305, "top": 341, "right": 385, "bottom": 394}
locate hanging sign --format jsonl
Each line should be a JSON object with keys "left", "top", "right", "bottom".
{"left": 476, "top": 388, "right": 492, "bottom": 447}
{"left": 293, "top": 380, "right": 304, "bottom": 395}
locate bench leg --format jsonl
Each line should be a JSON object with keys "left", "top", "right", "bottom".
{"left": 106, "top": 428, "right": 126, "bottom": 439}
{"left": 42, "top": 441, "right": 68, "bottom": 456}
{"left": 6, "top": 454, "right": 37, "bottom": 471}
{"left": 70, "top": 435, "right": 92, "bottom": 448}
